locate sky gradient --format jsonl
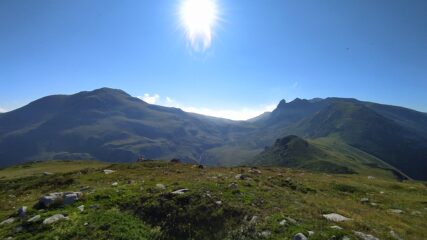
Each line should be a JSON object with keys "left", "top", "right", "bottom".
{"left": 1, "top": 0, "right": 426, "bottom": 120}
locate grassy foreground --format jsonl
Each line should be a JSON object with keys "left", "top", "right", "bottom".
{"left": 0, "top": 160, "right": 426, "bottom": 239}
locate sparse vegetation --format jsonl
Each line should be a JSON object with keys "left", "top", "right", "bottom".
{"left": 0, "top": 160, "right": 426, "bottom": 239}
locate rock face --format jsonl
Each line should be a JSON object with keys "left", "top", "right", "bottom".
{"left": 43, "top": 214, "right": 69, "bottom": 225}
{"left": 322, "top": 213, "right": 351, "bottom": 222}
{"left": 293, "top": 233, "right": 308, "bottom": 240}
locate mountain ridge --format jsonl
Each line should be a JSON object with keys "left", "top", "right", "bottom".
{"left": 1, "top": 88, "right": 426, "bottom": 180}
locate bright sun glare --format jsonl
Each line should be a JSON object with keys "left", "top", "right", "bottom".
{"left": 179, "top": 0, "right": 218, "bottom": 51}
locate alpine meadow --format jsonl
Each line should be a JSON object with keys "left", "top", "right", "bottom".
{"left": 0, "top": 1, "right": 426, "bottom": 240}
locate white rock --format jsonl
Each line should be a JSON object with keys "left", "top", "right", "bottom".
{"left": 77, "top": 205, "right": 85, "bottom": 212}
{"left": 260, "top": 231, "right": 271, "bottom": 238}
{"left": 27, "top": 215, "right": 41, "bottom": 223}
{"left": 43, "top": 214, "right": 69, "bottom": 225}
{"left": 215, "top": 201, "right": 222, "bottom": 205}
{"left": 156, "top": 183, "right": 166, "bottom": 190}
{"left": 43, "top": 172, "right": 53, "bottom": 176}
{"left": 388, "top": 209, "right": 404, "bottom": 214}
{"left": 367, "top": 176, "right": 376, "bottom": 180}
{"left": 249, "top": 215, "right": 258, "bottom": 225}
{"left": 360, "top": 198, "right": 369, "bottom": 203}
{"left": 279, "top": 219, "right": 287, "bottom": 226}
{"left": 0, "top": 218, "right": 15, "bottom": 225}
{"left": 171, "top": 189, "right": 189, "bottom": 195}
{"left": 330, "top": 225, "right": 343, "bottom": 230}
{"left": 390, "top": 230, "right": 403, "bottom": 240}
{"left": 323, "top": 213, "right": 352, "bottom": 222}
{"left": 103, "top": 169, "right": 115, "bottom": 174}
{"left": 111, "top": 182, "right": 118, "bottom": 187}
{"left": 308, "top": 231, "right": 315, "bottom": 236}
{"left": 353, "top": 231, "right": 379, "bottom": 240}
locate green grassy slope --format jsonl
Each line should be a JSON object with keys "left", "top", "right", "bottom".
{"left": 0, "top": 161, "right": 426, "bottom": 240}
{"left": 250, "top": 135, "right": 406, "bottom": 179}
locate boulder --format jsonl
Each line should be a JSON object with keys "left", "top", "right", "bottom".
{"left": 64, "top": 193, "right": 80, "bottom": 205}
{"left": 293, "top": 233, "right": 308, "bottom": 240}
{"left": 43, "top": 214, "right": 69, "bottom": 225}
{"left": 323, "top": 213, "right": 351, "bottom": 222}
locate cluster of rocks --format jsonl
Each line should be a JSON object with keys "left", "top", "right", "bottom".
{"left": 38, "top": 191, "right": 83, "bottom": 208}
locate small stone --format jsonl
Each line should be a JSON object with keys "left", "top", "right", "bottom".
{"left": 27, "top": 215, "right": 41, "bottom": 223}
{"left": 84, "top": 222, "right": 89, "bottom": 226}
{"left": 0, "top": 218, "right": 15, "bottom": 225}
{"left": 156, "top": 183, "right": 166, "bottom": 190}
{"left": 15, "top": 226, "right": 23, "bottom": 233}
{"left": 260, "top": 231, "right": 271, "bottom": 238}
{"left": 353, "top": 231, "right": 379, "bottom": 240}
{"left": 285, "top": 217, "right": 297, "bottom": 224}
{"left": 249, "top": 215, "right": 258, "bottom": 225}
{"left": 279, "top": 219, "right": 287, "bottom": 226}
{"left": 390, "top": 230, "right": 403, "bottom": 240}
{"left": 308, "top": 231, "right": 315, "bottom": 236}
{"left": 388, "top": 209, "right": 404, "bottom": 214}
{"left": 234, "top": 174, "right": 246, "bottom": 180}
{"left": 367, "top": 176, "right": 376, "bottom": 180}
{"left": 228, "top": 182, "right": 238, "bottom": 189}
{"left": 323, "top": 213, "right": 351, "bottom": 222}
{"left": 18, "top": 206, "right": 27, "bottom": 217}
{"left": 293, "top": 233, "right": 308, "bottom": 240}
{"left": 411, "top": 210, "right": 422, "bottom": 215}
{"left": 43, "top": 172, "right": 53, "bottom": 176}
{"left": 360, "top": 198, "right": 369, "bottom": 203}
{"left": 43, "top": 214, "right": 69, "bottom": 225}
{"left": 330, "top": 225, "right": 343, "bottom": 230}
{"left": 77, "top": 205, "right": 85, "bottom": 212}
{"left": 198, "top": 165, "right": 205, "bottom": 169}
{"left": 215, "top": 201, "right": 222, "bottom": 205}
{"left": 248, "top": 168, "right": 262, "bottom": 174}
{"left": 370, "top": 202, "right": 378, "bottom": 207}
{"left": 111, "top": 182, "right": 118, "bottom": 187}
{"left": 103, "top": 169, "right": 115, "bottom": 174}
{"left": 171, "top": 189, "right": 189, "bottom": 195}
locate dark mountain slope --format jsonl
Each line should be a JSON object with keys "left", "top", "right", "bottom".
{"left": 295, "top": 101, "right": 427, "bottom": 180}
{"left": 0, "top": 88, "right": 241, "bottom": 166}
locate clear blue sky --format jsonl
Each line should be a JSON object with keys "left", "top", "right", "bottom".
{"left": 1, "top": 0, "right": 426, "bottom": 119}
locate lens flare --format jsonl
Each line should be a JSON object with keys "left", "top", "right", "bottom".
{"left": 179, "top": 0, "right": 219, "bottom": 51}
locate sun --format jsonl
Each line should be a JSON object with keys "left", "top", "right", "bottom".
{"left": 179, "top": 0, "right": 219, "bottom": 51}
